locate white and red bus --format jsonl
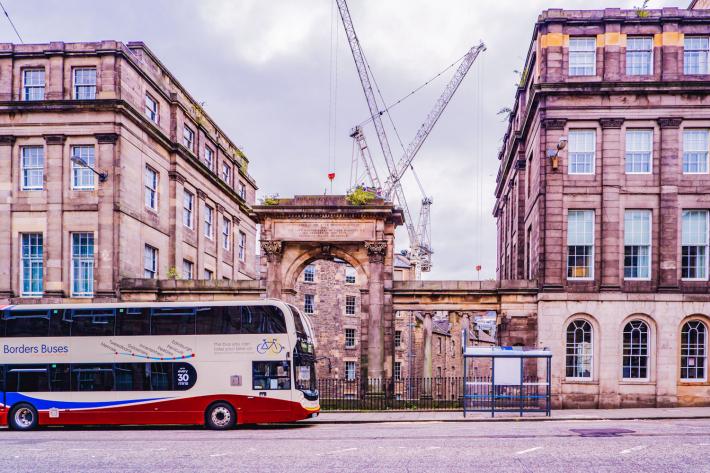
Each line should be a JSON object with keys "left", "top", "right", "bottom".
{"left": 0, "top": 300, "right": 319, "bottom": 430}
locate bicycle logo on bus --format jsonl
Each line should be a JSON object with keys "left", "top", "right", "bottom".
{"left": 256, "top": 338, "right": 285, "bottom": 355}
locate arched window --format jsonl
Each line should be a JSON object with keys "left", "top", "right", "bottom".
{"left": 566, "top": 319, "right": 593, "bottom": 379}
{"left": 622, "top": 320, "right": 649, "bottom": 379}
{"left": 681, "top": 320, "right": 707, "bottom": 381}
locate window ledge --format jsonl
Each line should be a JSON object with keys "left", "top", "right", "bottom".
{"left": 619, "top": 380, "right": 655, "bottom": 386}
{"left": 562, "top": 379, "right": 598, "bottom": 385}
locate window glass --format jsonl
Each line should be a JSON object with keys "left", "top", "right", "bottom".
{"left": 681, "top": 321, "right": 707, "bottom": 381}
{"left": 685, "top": 36, "right": 709, "bottom": 75}
{"left": 71, "top": 145, "right": 95, "bottom": 190}
{"left": 150, "top": 307, "right": 196, "bottom": 336}
{"left": 252, "top": 361, "right": 291, "bottom": 390}
{"left": 568, "top": 37, "right": 596, "bottom": 76}
{"left": 66, "top": 309, "right": 116, "bottom": 337}
{"left": 568, "top": 130, "right": 595, "bottom": 174}
{"left": 21, "top": 146, "right": 44, "bottom": 190}
{"left": 23, "top": 69, "right": 45, "bottom": 101}
{"left": 115, "top": 363, "right": 151, "bottom": 391}
{"left": 681, "top": 210, "right": 709, "bottom": 279}
{"left": 116, "top": 307, "right": 150, "bottom": 336}
{"left": 4, "top": 310, "right": 50, "bottom": 337}
{"left": 622, "top": 320, "right": 649, "bottom": 379}
{"left": 49, "top": 364, "right": 71, "bottom": 392}
{"left": 683, "top": 129, "right": 709, "bottom": 174}
{"left": 71, "top": 232, "right": 95, "bottom": 297}
{"left": 73, "top": 67, "right": 97, "bottom": 100}
{"left": 303, "top": 264, "right": 315, "bottom": 282}
{"left": 624, "top": 210, "right": 651, "bottom": 279}
{"left": 150, "top": 362, "right": 173, "bottom": 390}
{"left": 7, "top": 366, "right": 49, "bottom": 392}
{"left": 241, "top": 306, "right": 288, "bottom": 334}
{"left": 21, "top": 233, "right": 44, "bottom": 296}
{"left": 73, "top": 364, "right": 114, "bottom": 391}
{"left": 567, "top": 210, "right": 594, "bottom": 279}
{"left": 565, "top": 320, "right": 593, "bottom": 378}
{"left": 625, "top": 129, "right": 652, "bottom": 174}
{"left": 626, "top": 37, "right": 653, "bottom": 75}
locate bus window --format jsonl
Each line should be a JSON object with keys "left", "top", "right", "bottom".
{"left": 7, "top": 366, "right": 49, "bottom": 392}
{"left": 150, "top": 363, "right": 173, "bottom": 390}
{"left": 151, "top": 308, "right": 196, "bottom": 336}
{"left": 116, "top": 308, "right": 150, "bottom": 336}
{"left": 49, "top": 364, "right": 71, "bottom": 392}
{"left": 49, "top": 309, "right": 70, "bottom": 337}
{"left": 4, "top": 310, "right": 51, "bottom": 337}
{"left": 252, "top": 361, "right": 291, "bottom": 390}
{"left": 73, "top": 364, "right": 114, "bottom": 391}
{"left": 115, "top": 364, "right": 150, "bottom": 391}
{"left": 287, "top": 305, "right": 308, "bottom": 339}
{"left": 262, "top": 306, "right": 287, "bottom": 333}
{"left": 66, "top": 309, "right": 116, "bottom": 337}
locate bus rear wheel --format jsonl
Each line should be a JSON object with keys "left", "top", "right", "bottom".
{"left": 205, "top": 402, "right": 236, "bottom": 430}
{"left": 9, "top": 403, "right": 39, "bottom": 431}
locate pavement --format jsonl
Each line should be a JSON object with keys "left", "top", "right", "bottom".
{"left": 2, "top": 417, "right": 710, "bottom": 472}
{"left": 304, "top": 406, "right": 710, "bottom": 424}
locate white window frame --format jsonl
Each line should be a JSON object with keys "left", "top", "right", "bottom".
{"left": 238, "top": 181, "right": 246, "bottom": 200}
{"left": 22, "top": 68, "right": 45, "bottom": 101}
{"left": 144, "top": 166, "right": 158, "bottom": 210}
{"left": 568, "top": 130, "right": 596, "bottom": 175}
{"left": 565, "top": 319, "right": 594, "bottom": 380}
{"left": 71, "top": 145, "right": 96, "bottom": 190}
{"left": 183, "top": 190, "right": 194, "bottom": 229}
{"left": 682, "top": 129, "right": 709, "bottom": 175}
{"left": 681, "top": 210, "right": 710, "bottom": 281}
{"left": 145, "top": 94, "right": 158, "bottom": 123}
{"left": 394, "top": 330, "right": 402, "bottom": 348}
{"left": 222, "top": 216, "right": 231, "bottom": 251}
{"left": 684, "top": 36, "right": 709, "bottom": 75}
{"left": 182, "top": 259, "right": 194, "bottom": 280}
{"left": 304, "top": 294, "right": 315, "bottom": 315}
{"left": 20, "top": 146, "right": 44, "bottom": 190}
{"left": 622, "top": 320, "right": 650, "bottom": 381}
{"left": 345, "top": 265, "right": 356, "bottom": 284}
{"left": 567, "top": 210, "right": 595, "bottom": 280}
{"left": 70, "top": 232, "right": 94, "bottom": 297}
{"left": 205, "top": 146, "right": 214, "bottom": 170}
{"left": 345, "top": 361, "right": 357, "bottom": 381}
{"left": 204, "top": 205, "right": 214, "bottom": 239}
{"left": 143, "top": 245, "right": 158, "bottom": 279}
{"left": 345, "top": 328, "right": 356, "bottom": 348}
{"left": 623, "top": 210, "right": 652, "bottom": 281}
{"left": 394, "top": 361, "right": 402, "bottom": 381}
{"left": 204, "top": 268, "right": 214, "bottom": 280}
{"left": 238, "top": 231, "right": 246, "bottom": 262}
{"left": 680, "top": 320, "right": 708, "bottom": 382}
{"left": 624, "top": 129, "right": 653, "bottom": 174}
{"left": 222, "top": 162, "right": 231, "bottom": 184}
{"left": 303, "top": 264, "right": 315, "bottom": 283}
{"left": 183, "top": 125, "right": 195, "bottom": 151}
{"left": 568, "top": 37, "right": 596, "bottom": 76}
{"left": 73, "top": 67, "right": 97, "bottom": 100}
{"left": 20, "top": 233, "right": 43, "bottom": 297}
{"left": 345, "top": 295, "right": 356, "bottom": 315}
{"left": 626, "top": 36, "right": 654, "bottom": 76}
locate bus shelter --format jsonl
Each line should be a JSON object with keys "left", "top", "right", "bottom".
{"left": 462, "top": 346, "right": 552, "bottom": 417}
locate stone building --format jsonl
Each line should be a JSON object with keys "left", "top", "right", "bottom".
{"left": 495, "top": 6, "right": 710, "bottom": 407}
{"left": 0, "top": 41, "right": 258, "bottom": 303}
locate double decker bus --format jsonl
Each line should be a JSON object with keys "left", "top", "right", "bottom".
{"left": 0, "top": 300, "right": 319, "bottom": 430}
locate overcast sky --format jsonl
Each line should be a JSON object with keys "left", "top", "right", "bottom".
{"left": 1, "top": 0, "right": 682, "bottom": 280}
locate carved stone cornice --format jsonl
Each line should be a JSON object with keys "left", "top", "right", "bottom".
{"left": 364, "top": 240, "right": 387, "bottom": 264}
{"left": 541, "top": 118, "right": 566, "bottom": 130}
{"left": 43, "top": 134, "right": 66, "bottom": 145}
{"left": 320, "top": 244, "right": 332, "bottom": 256}
{"left": 196, "top": 189, "right": 208, "bottom": 200}
{"left": 168, "top": 171, "right": 186, "bottom": 184}
{"left": 0, "top": 135, "right": 15, "bottom": 146}
{"left": 516, "top": 159, "right": 526, "bottom": 170}
{"left": 216, "top": 204, "right": 226, "bottom": 214}
{"left": 232, "top": 215, "right": 241, "bottom": 226}
{"left": 599, "top": 118, "right": 624, "bottom": 129}
{"left": 657, "top": 117, "right": 683, "bottom": 129}
{"left": 260, "top": 240, "right": 283, "bottom": 262}
{"left": 95, "top": 133, "right": 119, "bottom": 144}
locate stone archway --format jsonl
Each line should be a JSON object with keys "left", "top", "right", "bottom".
{"left": 253, "top": 195, "right": 403, "bottom": 378}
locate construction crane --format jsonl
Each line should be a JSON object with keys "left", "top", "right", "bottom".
{"left": 336, "top": 0, "right": 484, "bottom": 276}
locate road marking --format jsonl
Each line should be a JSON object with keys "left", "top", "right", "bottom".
{"left": 318, "top": 447, "right": 358, "bottom": 456}
{"left": 620, "top": 445, "right": 647, "bottom": 454}
{"left": 426, "top": 446, "right": 441, "bottom": 450}
{"left": 515, "top": 447, "right": 542, "bottom": 455}
{"left": 209, "top": 453, "right": 230, "bottom": 458}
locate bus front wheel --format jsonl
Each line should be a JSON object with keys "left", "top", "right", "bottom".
{"left": 9, "top": 403, "right": 39, "bottom": 431}
{"left": 205, "top": 402, "right": 236, "bottom": 430}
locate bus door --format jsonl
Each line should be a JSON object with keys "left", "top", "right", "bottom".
{"left": 249, "top": 359, "right": 292, "bottom": 421}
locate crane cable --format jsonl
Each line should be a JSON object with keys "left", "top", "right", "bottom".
{"left": 0, "top": 1, "right": 23, "bottom": 43}
{"left": 327, "top": 0, "right": 339, "bottom": 189}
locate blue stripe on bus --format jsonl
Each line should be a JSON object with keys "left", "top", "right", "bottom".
{"left": 3, "top": 393, "right": 168, "bottom": 410}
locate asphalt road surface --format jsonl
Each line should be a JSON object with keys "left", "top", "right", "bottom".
{"left": 1, "top": 418, "right": 710, "bottom": 473}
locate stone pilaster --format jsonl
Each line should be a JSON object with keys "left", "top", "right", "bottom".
{"left": 657, "top": 118, "right": 682, "bottom": 290}
{"left": 365, "top": 240, "right": 387, "bottom": 379}
{"left": 540, "top": 118, "right": 566, "bottom": 290}
{"left": 260, "top": 240, "right": 283, "bottom": 298}
{"left": 196, "top": 189, "right": 207, "bottom": 276}
{"left": 169, "top": 171, "right": 186, "bottom": 277}
{"left": 95, "top": 133, "right": 118, "bottom": 297}
{"left": 43, "top": 134, "right": 65, "bottom": 297}
{"left": 599, "top": 118, "right": 623, "bottom": 290}
{"left": 0, "top": 136, "right": 15, "bottom": 297}
{"left": 216, "top": 204, "right": 226, "bottom": 279}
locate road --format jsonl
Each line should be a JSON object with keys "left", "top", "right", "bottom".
{"left": 1, "top": 418, "right": 710, "bottom": 472}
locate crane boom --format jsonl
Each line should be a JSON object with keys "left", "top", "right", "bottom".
{"left": 382, "top": 42, "right": 486, "bottom": 198}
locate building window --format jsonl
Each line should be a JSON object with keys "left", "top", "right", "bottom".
{"left": 622, "top": 320, "right": 649, "bottom": 380}
{"left": 345, "top": 265, "right": 356, "bottom": 284}
{"left": 567, "top": 210, "right": 594, "bottom": 279}
{"left": 394, "top": 330, "right": 402, "bottom": 348}
{"left": 304, "top": 294, "right": 315, "bottom": 314}
{"left": 143, "top": 245, "right": 158, "bottom": 279}
{"left": 683, "top": 129, "right": 709, "bottom": 174}
{"left": 222, "top": 162, "right": 231, "bottom": 184}
{"left": 204, "top": 205, "right": 214, "bottom": 239}
{"left": 684, "top": 36, "right": 709, "bottom": 75}
{"left": 71, "top": 233, "right": 94, "bottom": 297}
{"left": 303, "top": 264, "right": 315, "bottom": 282}
{"left": 565, "top": 319, "right": 593, "bottom": 379}
{"left": 238, "top": 231, "right": 246, "bottom": 262}
{"left": 626, "top": 36, "right": 653, "bottom": 76}
{"left": 22, "top": 69, "right": 45, "bottom": 101}
{"left": 205, "top": 146, "right": 214, "bottom": 170}
{"left": 345, "top": 361, "right": 356, "bottom": 381}
{"left": 145, "top": 94, "right": 158, "bottom": 123}
{"left": 21, "top": 146, "right": 44, "bottom": 190}
{"left": 71, "top": 145, "right": 96, "bottom": 190}
{"left": 20, "top": 233, "right": 43, "bottom": 297}
{"left": 394, "top": 361, "right": 402, "bottom": 381}
{"left": 625, "top": 129, "right": 652, "bottom": 174}
{"left": 345, "top": 295, "right": 356, "bottom": 315}
{"left": 183, "top": 126, "right": 195, "bottom": 151}
{"left": 681, "top": 210, "right": 709, "bottom": 280}
{"left": 182, "top": 259, "right": 194, "bottom": 280}
{"left": 144, "top": 166, "right": 158, "bottom": 210}
{"left": 568, "top": 130, "right": 595, "bottom": 175}
{"left": 183, "top": 191, "right": 194, "bottom": 228}
{"left": 204, "top": 268, "right": 214, "bottom": 280}
{"left": 73, "top": 67, "right": 96, "bottom": 100}
{"left": 238, "top": 181, "right": 246, "bottom": 200}
{"left": 438, "top": 337, "right": 442, "bottom": 355}
{"left": 681, "top": 320, "right": 707, "bottom": 381}
{"left": 568, "top": 37, "right": 596, "bottom": 76}
{"left": 222, "top": 217, "right": 231, "bottom": 250}
{"left": 624, "top": 210, "right": 651, "bottom": 280}
{"left": 345, "top": 328, "right": 356, "bottom": 348}
{"left": 526, "top": 226, "right": 533, "bottom": 279}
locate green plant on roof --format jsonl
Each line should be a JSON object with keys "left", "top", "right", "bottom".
{"left": 167, "top": 267, "right": 180, "bottom": 280}
{"left": 262, "top": 194, "right": 280, "bottom": 206}
{"left": 346, "top": 187, "right": 376, "bottom": 206}
{"left": 635, "top": 0, "right": 650, "bottom": 18}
